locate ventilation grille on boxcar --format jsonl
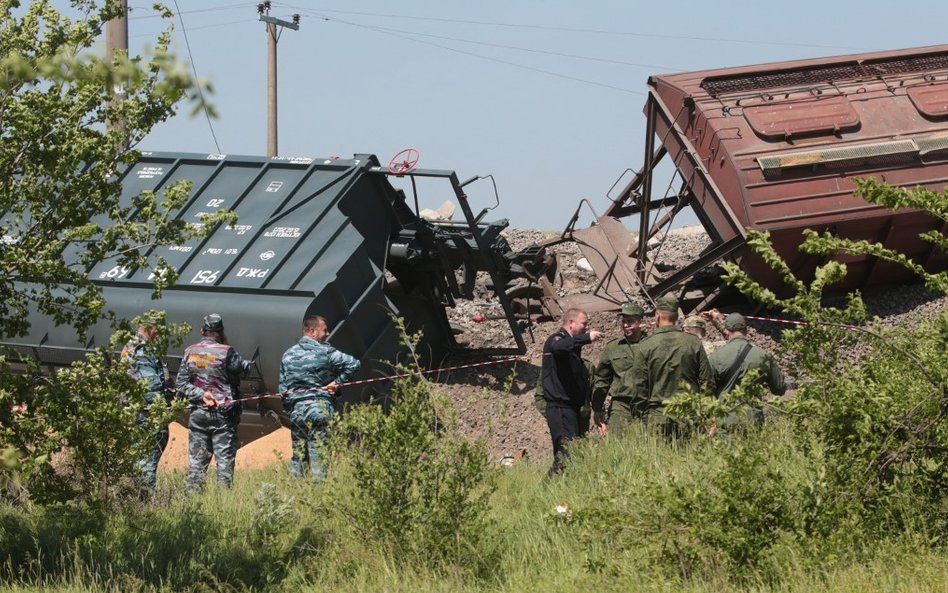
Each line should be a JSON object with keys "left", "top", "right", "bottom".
{"left": 702, "top": 52, "right": 948, "bottom": 96}
{"left": 757, "top": 132, "right": 948, "bottom": 172}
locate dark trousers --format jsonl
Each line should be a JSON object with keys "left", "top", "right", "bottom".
{"left": 545, "top": 403, "right": 581, "bottom": 476}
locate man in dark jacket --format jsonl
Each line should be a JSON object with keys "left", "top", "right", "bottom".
{"left": 176, "top": 313, "right": 252, "bottom": 492}
{"left": 279, "top": 315, "right": 361, "bottom": 481}
{"left": 541, "top": 307, "right": 602, "bottom": 476}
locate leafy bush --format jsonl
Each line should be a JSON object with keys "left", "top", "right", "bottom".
{"left": 329, "top": 374, "right": 495, "bottom": 565}
{"left": 0, "top": 312, "right": 188, "bottom": 506}
{"left": 0, "top": 0, "right": 232, "bottom": 507}
{"left": 327, "top": 322, "right": 496, "bottom": 568}
{"left": 568, "top": 180, "right": 948, "bottom": 582}
{"left": 714, "top": 180, "right": 948, "bottom": 555}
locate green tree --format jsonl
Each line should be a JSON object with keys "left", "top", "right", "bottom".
{"left": 717, "top": 181, "right": 948, "bottom": 549}
{"left": 800, "top": 178, "right": 948, "bottom": 294}
{"left": 0, "top": 1, "right": 231, "bottom": 504}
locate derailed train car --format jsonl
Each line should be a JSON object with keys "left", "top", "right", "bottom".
{"left": 1, "top": 152, "right": 550, "bottom": 444}
{"left": 561, "top": 44, "right": 948, "bottom": 312}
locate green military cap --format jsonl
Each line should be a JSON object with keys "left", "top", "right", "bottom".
{"left": 724, "top": 312, "right": 747, "bottom": 331}
{"left": 682, "top": 315, "right": 706, "bottom": 329}
{"left": 654, "top": 295, "right": 679, "bottom": 312}
{"left": 620, "top": 301, "right": 645, "bottom": 316}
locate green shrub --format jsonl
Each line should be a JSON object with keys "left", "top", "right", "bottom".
{"left": 328, "top": 370, "right": 496, "bottom": 568}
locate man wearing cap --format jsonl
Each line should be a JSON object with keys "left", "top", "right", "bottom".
{"left": 631, "top": 295, "right": 714, "bottom": 433}
{"left": 592, "top": 301, "right": 647, "bottom": 434}
{"left": 120, "top": 313, "right": 172, "bottom": 491}
{"left": 682, "top": 315, "right": 707, "bottom": 339}
{"left": 683, "top": 315, "right": 726, "bottom": 355}
{"left": 176, "top": 313, "right": 252, "bottom": 491}
{"left": 541, "top": 307, "right": 603, "bottom": 476}
{"left": 279, "top": 314, "right": 361, "bottom": 482}
{"left": 709, "top": 312, "right": 786, "bottom": 406}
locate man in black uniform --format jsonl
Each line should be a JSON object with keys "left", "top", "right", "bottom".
{"left": 541, "top": 307, "right": 603, "bottom": 476}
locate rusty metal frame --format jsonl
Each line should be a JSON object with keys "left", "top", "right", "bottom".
{"left": 610, "top": 90, "right": 748, "bottom": 305}
{"left": 563, "top": 88, "right": 748, "bottom": 310}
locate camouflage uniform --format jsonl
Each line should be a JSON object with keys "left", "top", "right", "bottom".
{"left": 176, "top": 337, "right": 251, "bottom": 491}
{"left": 709, "top": 335, "right": 786, "bottom": 425}
{"left": 593, "top": 334, "right": 644, "bottom": 433}
{"left": 121, "top": 330, "right": 169, "bottom": 489}
{"left": 709, "top": 336, "right": 786, "bottom": 397}
{"left": 279, "top": 335, "right": 360, "bottom": 481}
{"left": 631, "top": 326, "right": 714, "bottom": 431}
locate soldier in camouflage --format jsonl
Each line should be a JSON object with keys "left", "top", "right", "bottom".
{"left": 708, "top": 312, "right": 786, "bottom": 426}
{"left": 682, "top": 315, "right": 726, "bottom": 356}
{"left": 176, "top": 313, "right": 252, "bottom": 492}
{"left": 120, "top": 316, "right": 171, "bottom": 490}
{"left": 279, "top": 315, "right": 361, "bottom": 481}
{"left": 631, "top": 296, "right": 714, "bottom": 434}
{"left": 592, "top": 302, "right": 647, "bottom": 435}
{"left": 708, "top": 312, "right": 786, "bottom": 397}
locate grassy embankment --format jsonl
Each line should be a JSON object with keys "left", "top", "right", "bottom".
{"left": 1, "top": 419, "right": 946, "bottom": 593}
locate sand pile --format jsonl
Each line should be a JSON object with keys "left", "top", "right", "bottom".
{"left": 159, "top": 422, "right": 291, "bottom": 472}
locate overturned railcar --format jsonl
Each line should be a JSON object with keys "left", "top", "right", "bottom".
{"left": 566, "top": 44, "right": 948, "bottom": 311}
{"left": 3, "top": 152, "right": 547, "bottom": 444}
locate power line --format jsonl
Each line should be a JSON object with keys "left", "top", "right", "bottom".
{"left": 172, "top": 0, "right": 222, "bottom": 153}
{"left": 128, "top": 2, "right": 252, "bottom": 20}
{"left": 326, "top": 20, "right": 681, "bottom": 72}
{"left": 129, "top": 19, "right": 256, "bottom": 39}
{"left": 296, "top": 10, "right": 644, "bottom": 95}
{"left": 129, "top": 19, "right": 250, "bottom": 39}
{"left": 277, "top": 4, "right": 872, "bottom": 52}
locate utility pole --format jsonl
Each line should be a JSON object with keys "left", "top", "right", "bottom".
{"left": 105, "top": 0, "right": 128, "bottom": 136}
{"left": 257, "top": 2, "right": 300, "bottom": 157}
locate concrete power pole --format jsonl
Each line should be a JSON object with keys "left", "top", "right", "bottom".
{"left": 105, "top": 0, "right": 128, "bottom": 136}
{"left": 257, "top": 2, "right": 300, "bottom": 157}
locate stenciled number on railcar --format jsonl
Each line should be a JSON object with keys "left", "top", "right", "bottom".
{"left": 190, "top": 269, "right": 221, "bottom": 284}
{"left": 99, "top": 265, "right": 130, "bottom": 280}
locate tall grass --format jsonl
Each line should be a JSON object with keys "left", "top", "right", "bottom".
{"left": 1, "top": 421, "right": 947, "bottom": 592}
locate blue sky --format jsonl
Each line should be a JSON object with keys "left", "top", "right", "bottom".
{"left": 117, "top": 1, "right": 947, "bottom": 230}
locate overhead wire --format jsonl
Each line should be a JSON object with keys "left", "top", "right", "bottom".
{"left": 171, "top": 0, "right": 223, "bottom": 153}
{"left": 126, "top": 4, "right": 872, "bottom": 99}
{"left": 129, "top": 18, "right": 250, "bottom": 39}
{"left": 315, "top": 19, "right": 680, "bottom": 72}
{"left": 128, "top": 2, "right": 252, "bottom": 20}
{"left": 276, "top": 5, "right": 872, "bottom": 52}
{"left": 292, "top": 9, "right": 645, "bottom": 95}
